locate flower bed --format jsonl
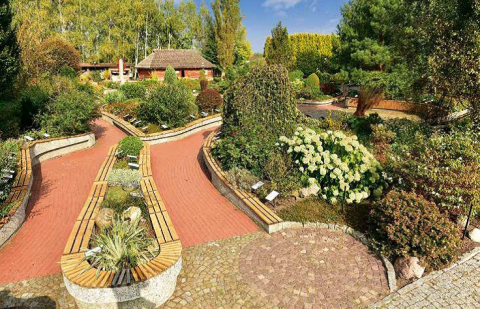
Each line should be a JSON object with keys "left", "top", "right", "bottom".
{"left": 61, "top": 140, "right": 182, "bottom": 309}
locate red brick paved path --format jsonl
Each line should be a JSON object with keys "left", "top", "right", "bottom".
{"left": 150, "top": 129, "right": 258, "bottom": 247}
{"left": 0, "top": 119, "right": 126, "bottom": 285}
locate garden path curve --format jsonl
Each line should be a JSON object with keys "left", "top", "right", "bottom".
{"left": 150, "top": 128, "right": 259, "bottom": 247}
{"left": 0, "top": 119, "right": 126, "bottom": 285}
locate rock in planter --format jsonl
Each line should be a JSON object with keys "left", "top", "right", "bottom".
{"left": 299, "top": 183, "right": 320, "bottom": 198}
{"left": 469, "top": 228, "right": 480, "bottom": 243}
{"left": 394, "top": 257, "right": 425, "bottom": 280}
{"left": 95, "top": 208, "right": 115, "bottom": 229}
{"left": 123, "top": 206, "right": 142, "bottom": 223}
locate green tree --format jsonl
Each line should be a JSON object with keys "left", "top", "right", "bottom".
{"left": 164, "top": 65, "right": 177, "bottom": 84}
{"left": 336, "top": 0, "right": 401, "bottom": 72}
{"left": 399, "top": 0, "right": 480, "bottom": 117}
{"left": 265, "top": 22, "right": 295, "bottom": 69}
{"left": 212, "top": 0, "right": 241, "bottom": 69}
{"left": 0, "top": 0, "right": 20, "bottom": 99}
{"left": 234, "top": 25, "right": 252, "bottom": 65}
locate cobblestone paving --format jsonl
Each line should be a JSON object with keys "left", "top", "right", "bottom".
{"left": 0, "top": 229, "right": 393, "bottom": 308}
{"left": 162, "top": 228, "right": 388, "bottom": 309}
{"left": 0, "top": 274, "right": 75, "bottom": 308}
{"left": 372, "top": 252, "right": 480, "bottom": 309}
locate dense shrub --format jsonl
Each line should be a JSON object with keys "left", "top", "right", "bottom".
{"left": 164, "top": 65, "right": 177, "bottom": 84}
{"left": 0, "top": 100, "right": 21, "bottom": 138}
{"left": 104, "top": 91, "right": 127, "bottom": 105}
{"left": 386, "top": 127, "right": 480, "bottom": 217}
{"left": 59, "top": 66, "right": 77, "bottom": 79}
{"left": 288, "top": 70, "right": 304, "bottom": 81}
{"left": 39, "top": 90, "right": 97, "bottom": 136}
{"left": 0, "top": 140, "right": 20, "bottom": 202}
{"left": 223, "top": 64, "right": 297, "bottom": 140}
{"left": 117, "top": 136, "right": 143, "bottom": 159}
{"left": 18, "top": 85, "right": 50, "bottom": 129}
{"left": 105, "top": 81, "right": 119, "bottom": 89}
{"left": 196, "top": 89, "right": 223, "bottom": 112}
{"left": 225, "top": 168, "right": 260, "bottom": 191}
{"left": 305, "top": 73, "right": 320, "bottom": 89}
{"left": 213, "top": 123, "right": 276, "bottom": 176}
{"left": 280, "top": 127, "right": 386, "bottom": 204}
{"left": 298, "top": 87, "right": 328, "bottom": 101}
{"left": 347, "top": 113, "right": 383, "bottom": 142}
{"left": 119, "top": 83, "right": 146, "bottom": 100}
{"left": 320, "top": 83, "right": 337, "bottom": 95}
{"left": 137, "top": 83, "right": 197, "bottom": 128}
{"left": 39, "top": 38, "right": 80, "bottom": 75}
{"left": 369, "top": 190, "right": 460, "bottom": 270}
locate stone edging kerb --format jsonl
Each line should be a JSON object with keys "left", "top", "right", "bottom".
{"left": 101, "top": 111, "right": 222, "bottom": 145}
{"left": 0, "top": 133, "right": 95, "bottom": 248}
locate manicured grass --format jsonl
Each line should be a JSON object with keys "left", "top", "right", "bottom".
{"left": 277, "top": 197, "right": 370, "bottom": 233}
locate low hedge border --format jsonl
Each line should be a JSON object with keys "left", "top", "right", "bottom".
{"left": 0, "top": 132, "right": 95, "bottom": 248}
{"left": 101, "top": 111, "right": 222, "bottom": 145}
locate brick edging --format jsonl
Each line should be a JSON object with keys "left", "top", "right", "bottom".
{"left": 371, "top": 246, "right": 480, "bottom": 307}
{"left": 282, "top": 221, "right": 397, "bottom": 293}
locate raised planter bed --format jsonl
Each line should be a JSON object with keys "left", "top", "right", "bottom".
{"left": 101, "top": 111, "right": 222, "bottom": 145}
{"left": 61, "top": 142, "right": 182, "bottom": 309}
{"left": 202, "top": 130, "right": 284, "bottom": 234}
{"left": 0, "top": 133, "right": 95, "bottom": 248}
{"left": 297, "top": 96, "right": 340, "bottom": 106}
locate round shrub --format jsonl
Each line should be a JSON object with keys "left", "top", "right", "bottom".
{"left": 369, "top": 190, "right": 460, "bottom": 270}
{"left": 305, "top": 73, "right": 320, "bottom": 89}
{"left": 137, "top": 83, "right": 197, "bottom": 128}
{"left": 196, "top": 89, "right": 223, "bottom": 112}
{"left": 288, "top": 70, "right": 304, "bottom": 81}
{"left": 119, "top": 83, "right": 146, "bottom": 100}
{"left": 39, "top": 38, "right": 80, "bottom": 75}
{"left": 117, "top": 136, "right": 143, "bottom": 159}
{"left": 164, "top": 65, "right": 177, "bottom": 84}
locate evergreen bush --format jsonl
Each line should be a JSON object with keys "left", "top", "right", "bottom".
{"left": 164, "top": 65, "right": 177, "bottom": 84}
{"left": 196, "top": 89, "right": 223, "bottom": 112}
{"left": 119, "top": 83, "right": 146, "bottom": 100}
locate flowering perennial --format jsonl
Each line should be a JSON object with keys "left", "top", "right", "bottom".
{"left": 279, "top": 127, "right": 385, "bottom": 204}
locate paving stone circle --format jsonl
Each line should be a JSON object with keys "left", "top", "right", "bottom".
{"left": 238, "top": 228, "right": 388, "bottom": 308}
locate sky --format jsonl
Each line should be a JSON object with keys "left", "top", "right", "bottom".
{"left": 184, "top": 0, "right": 349, "bottom": 53}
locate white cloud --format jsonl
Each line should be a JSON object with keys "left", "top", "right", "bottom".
{"left": 262, "top": 0, "right": 303, "bottom": 11}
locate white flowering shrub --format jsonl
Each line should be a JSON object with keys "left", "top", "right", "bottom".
{"left": 279, "top": 127, "right": 385, "bottom": 204}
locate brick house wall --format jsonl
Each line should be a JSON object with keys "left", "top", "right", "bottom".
{"left": 137, "top": 68, "right": 213, "bottom": 80}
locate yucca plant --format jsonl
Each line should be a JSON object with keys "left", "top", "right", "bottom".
{"left": 89, "top": 216, "right": 158, "bottom": 275}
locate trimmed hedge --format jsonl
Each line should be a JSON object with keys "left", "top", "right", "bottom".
{"left": 117, "top": 136, "right": 144, "bottom": 159}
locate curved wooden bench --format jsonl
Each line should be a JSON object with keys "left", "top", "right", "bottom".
{"left": 202, "top": 130, "right": 283, "bottom": 233}
{"left": 61, "top": 142, "right": 182, "bottom": 291}
{"left": 0, "top": 133, "right": 95, "bottom": 247}
{"left": 0, "top": 148, "right": 31, "bottom": 229}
